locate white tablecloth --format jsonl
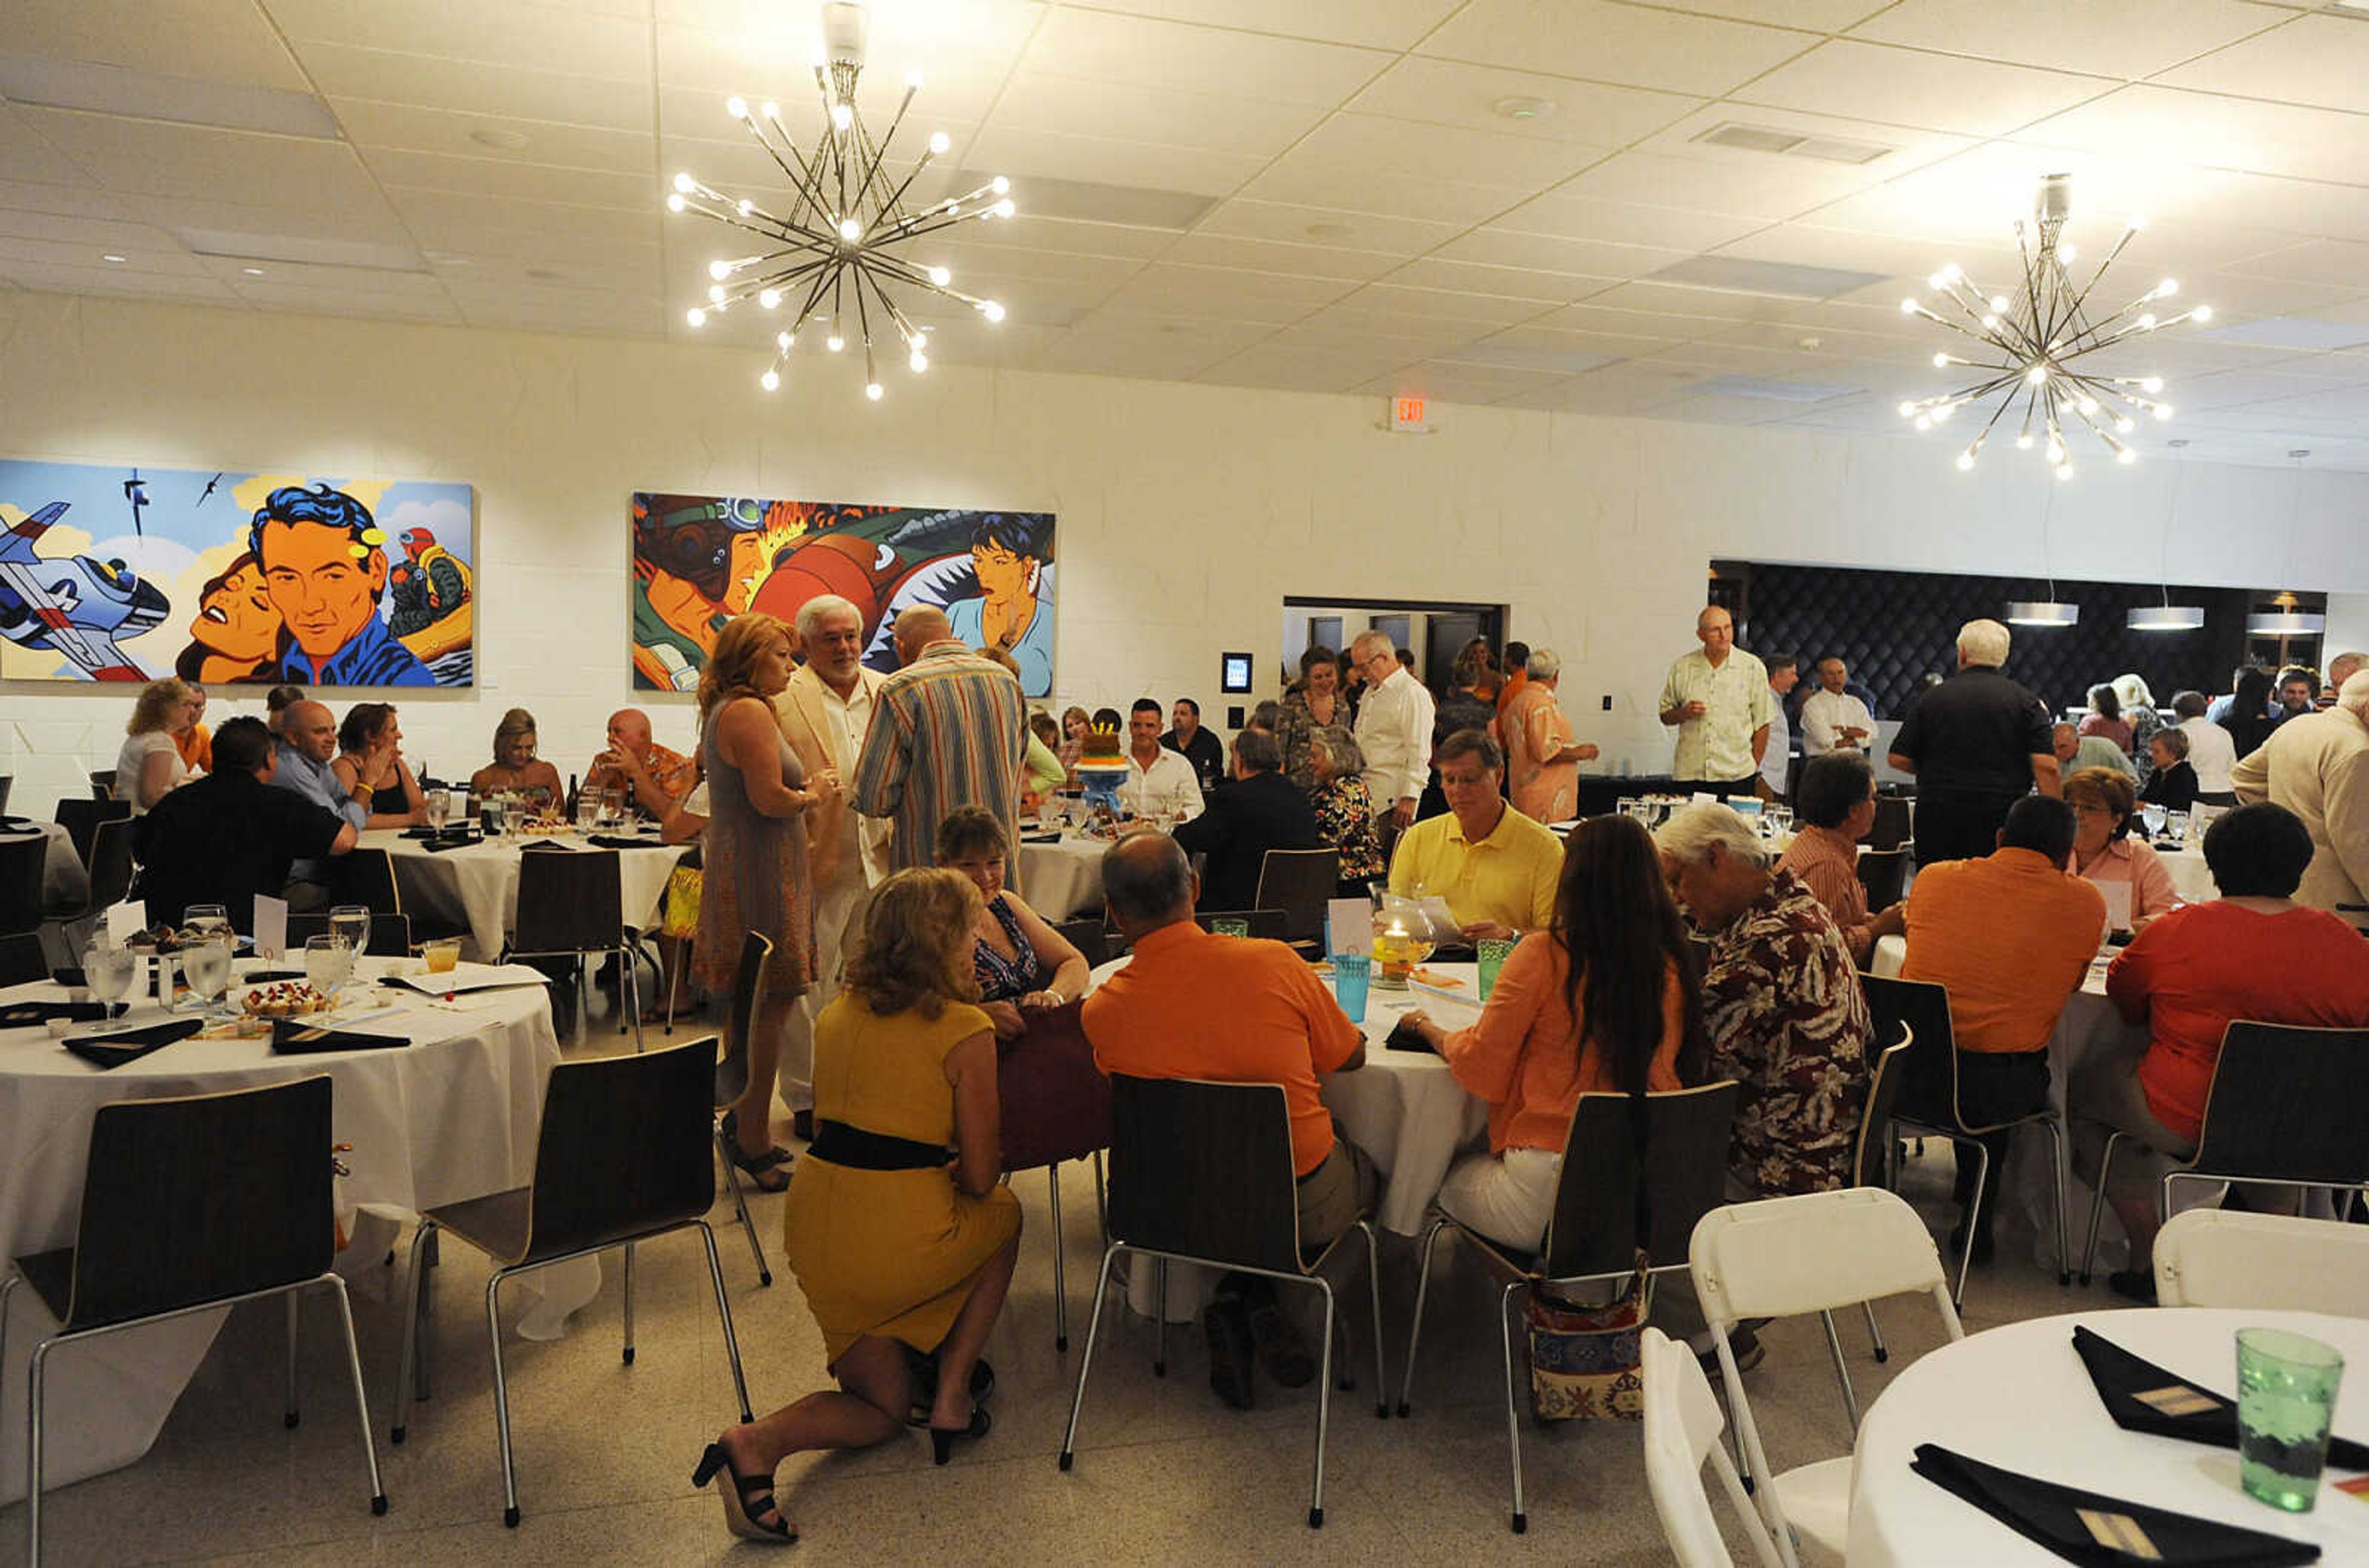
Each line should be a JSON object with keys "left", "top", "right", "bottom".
{"left": 1019, "top": 832, "right": 1107, "bottom": 920}
{"left": 0, "top": 954, "right": 577, "bottom": 1503}
{"left": 1848, "top": 1307, "right": 2369, "bottom": 1567}
{"left": 2156, "top": 843, "right": 2218, "bottom": 905}
{"left": 364, "top": 828, "right": 687, "bottom": 960}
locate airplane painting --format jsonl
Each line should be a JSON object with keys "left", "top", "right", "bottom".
{"left": 0, "top": 461, "right": 478, "bottom": 687}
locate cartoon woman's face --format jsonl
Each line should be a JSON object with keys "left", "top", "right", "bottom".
{"left": 972, "top": 540, "right": 1034, "bottom": 599}
{"left": 191, "top": 562, "right": 280, "bottom": 661}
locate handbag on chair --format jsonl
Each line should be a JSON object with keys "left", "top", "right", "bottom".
{"left": 994, "top": 999, "right": 1112, "bottom": 1173}
{"left": 1524, "top": 1087, "right": 1655, "bottom": 1422}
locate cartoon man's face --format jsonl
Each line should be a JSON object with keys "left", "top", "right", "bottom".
{"left": 192, "top": 561, "right": 281, "bottom": 662}
{"left": 257, "top": 521, "right": 385, "bottom": 661}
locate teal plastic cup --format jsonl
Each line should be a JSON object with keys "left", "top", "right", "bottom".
{"left": 1331, "top": 953, "right": 1370, "bottom": 1023}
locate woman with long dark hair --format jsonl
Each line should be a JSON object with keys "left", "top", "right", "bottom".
{"left": 1399, "top": 814, "right": 1705, "bottom": 1248}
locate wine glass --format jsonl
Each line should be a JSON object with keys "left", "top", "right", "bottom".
{"left": 183, "top": 903, "right": 232, "bottom": 943}
{"left": 577, "top": 793, "right": 602, "bottom": 831}
{"left": 304, "top": 934, "right": 354, "bottom": 1001}
{"left": 183, "top": 931, "right": 234, "bottom": 1018}
{"left": 85, "top": 939, "right": 138, "bottom": 1021}
{"left": 424, "top": 788, "right": 452, "bottom": 831}
{"left": 329, "top": 904, "right": 371, "bottom": 955}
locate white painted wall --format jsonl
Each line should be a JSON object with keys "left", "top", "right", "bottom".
{"left": 4, "top": 289, "right": 2365, "bottom": 819}
{"left": 2326, "top": 593, "right": 2369, "bottom": 677}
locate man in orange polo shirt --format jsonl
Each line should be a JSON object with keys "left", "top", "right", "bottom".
{"left": 1901, "top": 796, "right": 2104, "bottom": 1263}
{"left": 1083, "top": 831, "right": 1373, "bottom": 1406}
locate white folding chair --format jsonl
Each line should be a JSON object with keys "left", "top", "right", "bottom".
{"left": 1641, "top": 1327, "right": 1785, "bottom": 1568}
{"left": 1691, "top": 1187, "right": 1966, "bottom": 1568}
{"left": 2154, "top": 1208, "right": 2369, "bottom": 1313}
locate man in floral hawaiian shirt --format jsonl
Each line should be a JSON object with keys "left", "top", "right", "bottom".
{"left": 1656, "top": 803, "right": 1872, "bottom": 1195}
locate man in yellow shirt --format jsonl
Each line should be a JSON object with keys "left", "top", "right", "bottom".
{"left": 1388, "top": 729, "right": 1565, "bottom": 941}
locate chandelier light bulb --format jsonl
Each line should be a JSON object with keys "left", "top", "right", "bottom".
{"left": 2117, "top": 448, "right": 2136, "bottom": 464}
{"left": 866, "top": 381, "right": 883, "bottom": 401}
{"left": 667, "top": 193, "right": 687, "bottom": 212}
{"left": 929, "top": 131, "right": 951, "bottom": 155}
{"left": 992, "top": 176, "right": 1011, "bottom": 196}
{"left": 2025, "top": 365, "right": 2049, "bottom": 383}
{"left": 760, "top": 369, "right": 780, "bottom": 391}
{"left": 1942, "top": 262, "right": 1962, "bottom": 281}
{"left": 759, "top": 288, "right": 782, "bottom": 308}
{"left": 994, "top": 197, "right": 1016, "bottom": 218}
{"left": 2047, "top": 442, "right": 2065, "bottom": 465}
{"left": 1897, "top": 401, "right": 1917, "bottom": 418}
{"left": 838, "top": 217, "right": 862, "bottom": 242}
{"left": 1981, "top": 314, "right": 1999, "bottom": 330}
{"left": 672, "top": 172, "right": 695, "bottom": 193}
{"left": 827, "top": 332, "right": 845, "bottom": 352}
{"left": 2115, "top": 417, "right": 2135, "bottom": 433}
{"left": 2138, "top": 312, "right": 2157, "bottom": 329}
{"left": 1932, "top": 403, "right": 1954, "bottom": 423}
{"left": 776, "top": 331, "right": 792, "bottom": 349}
{"left": 1901, "top": 297, "right": 1920, "bottom": 313}
{"left": 905, "top": 70, "right": 924, "bottom": 89}
{"left": 2193, "top": 305, "right": 2213, "bottom": 322}
{"left": 1988, "top": 294, "right": 2009, "bottom": 313}
{"left": 2077, "top": 395, "right": 2099, "bottom": 415}
{"left": 2156, "top": 278, "right": 2178, "bottom": 297}
{"left": 686, "top": 307, "right": 707, "bottom": 328}
{"left": 1932, "top": 352, "right": 1951, "bottom": 368}
{"left": 830, "top": 102, "right": 853, "bottom": 131}
{"left": 760, "top": 101, "right": 779, "bottom": 121}
{"left": 726, "top": 95, "right": 749, "bottom": 120}
{"left": 2056, "top": 462, "right": 2074, "bottom": 480}
{"left": 737, "top": 199, "right": 754, "bottom": 216}
{"left": 928, "top": 265, "right": 951, "bottom": 286}
{"left": 2128, "top": 213, "right": 2147, "bottom": 231}
{"left": 1956, "top": 452, "right": 1975, "bottom": 472}
{"left": 1914, "top": 415, "right": 1933, "bottom": 431}
{"left": 708, "top": 259, "right": 732, "bottom": 280}
{"left": 909, "top": 349, "right": 928, "bottom": 372}
{"left": 2059, "top": 244, "right": 2078, "bottom": 263}
{"left": 2016, "top": 434, "right": 2035, "bottom": 450}
{"left": 2154, "top": 403, "right": 2174, "bottom": 419}
{"left": 982, "top": 300, "right": 1006, "bottom": 321}
{"left": 707, "top": 283, "right": 727, "bottom": 303}
{"left": 2140, "top": 376, "right": 2164, "bottom": 394}
{"left": 1926, "top": 271, "right": 1946, "bottom": 290}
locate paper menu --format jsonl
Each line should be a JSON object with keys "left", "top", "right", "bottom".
{"left": 382, "top": 962, "right": 553, "bottom": 995}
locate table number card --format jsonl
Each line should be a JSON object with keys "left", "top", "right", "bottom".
{"left": 105, "top": 901, "right": 144, "bottom": 944}
{"left": 254, "top": 895, "right": 289, "bottom": 960}
{"left": 1326, "top": 897, "right": 1368, "bottom": 958}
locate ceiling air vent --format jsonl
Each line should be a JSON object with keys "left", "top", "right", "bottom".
{"left": 1693, "top": 121, "right": 1896, "bottom": 166}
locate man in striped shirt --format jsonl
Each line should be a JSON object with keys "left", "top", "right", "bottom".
{"left": 852, "top": 605, "right": 1028, "bottom": 870}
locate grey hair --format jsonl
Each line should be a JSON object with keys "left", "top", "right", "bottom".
{"left": 795, "top": 592, "right": 861, "bottom": 643}
{"left": 1102, "top": 831, "right": 1194, "bottom": 923}
{"left": 1234, "top": 727, "right": 1282, "bottom": 773}
{"left": 1350, "top": 629, "right": 1394, "bottom": 661}
{"left": 1526, "top": 647, "right": 1561, "bottom": 680}
{"left": 1655, "top": 803, "right": 1770, "bottom": 870}
{"left": 1312, "top": 724, "right": 1362, "bottom": 777}
{"left": 2339, "top": 667, "right": 2369, "bottom": 720}
{"left": 1956, "top": 618, "right": 2011, "bottom": 667}
{"left": 2331, "top": 651, "right": 2368, "bottom": 690}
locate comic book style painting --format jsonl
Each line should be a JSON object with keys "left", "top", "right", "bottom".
{"left": 631, "top": 495, "right": 1057, "bottom": 697}
{"left": 0, "top": 460, "right": 476, "bottom": 687}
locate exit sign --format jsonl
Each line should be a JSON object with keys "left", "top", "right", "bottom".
{"left": 1389, "top": 395, "right": 1431, "bottom": 432}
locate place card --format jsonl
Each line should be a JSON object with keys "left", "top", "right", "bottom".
{"left": 105, "top": 901, "right": 145, "bottom": 944}
{"left": 254, "top": 894, "right": 287, "bottom": 959}
{"left": 2075, "top": 1508, "right": 2162, "bottom": 1561}
{"left": 1326, "top": 897, "right": 1368, "bottom": 957}
{"left": 2133, "top": 1383, "right": 2220, "bottom": 1417}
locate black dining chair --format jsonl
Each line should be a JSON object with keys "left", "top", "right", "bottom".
{"left": 86, "top": 772, "right": 114, "bottom": 802}
{"left": 1060, "top": 1075, "right": 1384, "bottom": 1530}
{"left": 711, "top": 930, "right": 777, "bottom": 1288}
{"left": 1254, "top": 848, "right": 1341, "bottom": 950}
{"left": 2078, "top": 1023, "right": 2369, "bottom": 1284}
{"left": 1855, "top": 846, "right": 1909, "bottom": 912}
{"left": 1051, "top": 918, "right": 1110, "bottom": 968}
{"left": 287, "top": 911, "right": 415, "bottom": 959}
{"left": 391, "top": 1036, "right": 753, "bottom": 1528}
{"left": 0, "top": 931, "right": 46, "bottom": 987}
{"left": 1869, "top": 794, "right": 1914, "bottom": 852}
{"left": 41, "top": 819, "right": 135, "bottom": 944}
{"left": 0, "top": 1076, "right": 386, "bottom": 1562}
{"left": 505, "top": 848, "right": 641, "bottom": 1049}
{"left": 53, "top": 799, "right": 129, "bottom": 870}
{"left": 1396, "top": 1082, "right": 1741, "bottom": 1533}
{"left": 0, "top": 835, "right": 44, "bottom": 938}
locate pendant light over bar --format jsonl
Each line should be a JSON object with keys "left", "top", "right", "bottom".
{"left": 2127, "top": 603, "right": 2204, "bottom": 632}
{"left": 2004, "top": 600, "right": 2080, "bottom": 627}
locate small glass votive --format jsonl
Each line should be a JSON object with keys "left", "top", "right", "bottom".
{"left": 1209, "top": 917, "right": 1250, "bottom": 939}
{"left": 2236, "top": 1326, "right": 2345, "bottom": 1512}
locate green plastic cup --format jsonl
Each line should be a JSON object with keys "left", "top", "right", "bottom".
{"left": 1210, "top": 917, "right": 1250, "bottom": 938}
{"left": 1476, "top": 938, "right": 1516, "bottom": 1001}
{"left": 2236, "top": 1327, "right": 2345, "bottom": 1512}
{"left": 1330, "top": 953, "right": 1370, "bottom": 1024}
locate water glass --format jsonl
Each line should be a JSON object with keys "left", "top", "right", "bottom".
{"left": 1210, "top": 917, "right": 1251, "bottom": 938}
{"left": 84, "top": 940, "right": 138, "bottom": 1020}
{"left": 577, "top": 794, "right": 602, "bottom": 831}
{"left": 1476, "top": 938, "right": 1516, "bottom": 1001}
{"left": 304, "top": 934, "right": 355, "bottom": 1001}
{"left": 183, "top": 932, "right": 234, "bottom": 1017}
{"left": 182, "top": 904, "right": 232, "bottom": 944}
{"left": 1329, "top": 952, "right": 1371, "bottom": 1024}
{"left": 2140, "top": 804, "right": 2167, "bottom": 840}
{"left": 329, "top": 904, "right": 371, "bottom": 955}
{"left": 2236, "top": 1327, "right": 2345, "bottom": 1512}
{"left": 425, "top": 788, "right": 452, "bottom": 831}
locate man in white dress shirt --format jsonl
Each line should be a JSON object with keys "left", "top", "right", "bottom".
{"left": 1120, "top": 698, "right": 1205, "bottom": 822}
{"left": 1800, "top": 656, "right": 1875, "bottom": 757}
{"left": 2231, "top": 669, "right": 2369, "bottom": 930}
{"left": 772, "top": 593, "right": 890, "bottom": 1123}
{"left": 1658, "top": 605, "right": 1772, "bottom": 797}
{"left": 1349, "top": 630, "right": 1434, "bottom": 830}
{"left": 2170, "top": 690, "right": 2239, "bottom": 804}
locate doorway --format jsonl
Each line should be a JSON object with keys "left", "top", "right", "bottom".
{"left": 1280, "top": 598, "right": 1508, "bottom": 690}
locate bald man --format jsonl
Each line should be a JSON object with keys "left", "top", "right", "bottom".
{"left": 584, "top": 707, "right": 695, "bottom": 819}
{"left": 852, "top": 603, "right": 1028, "bottom": 871}
{"left": 1658, "top": 605, "right": 1772, "bottom": 796}
{"left": 268, "top": 698, "right": 371, "bottom": 906}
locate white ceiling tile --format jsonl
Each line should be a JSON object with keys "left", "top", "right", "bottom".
{"left": 1476, "top": 321, "right": 1684, "bottom": 360}
{"left": 368, "top": 150, "right": 657, "bottom": 210}
{"left": 1193, "top": 340, "right": 1411, "bottom": 392}
{"left": 292, "top": 46, "right": 651, "bottom": 132}
{"left": 0, "top": 175, "right": 136, "bottom": 223}
{"left": 0, "top": 261, "right": 244, "bottom": 303}
{"left": 1054, "top": 0, "right": 1458, "bottom": 52}
{"left": 1352, "top": 360, "right": 1571, "bottom": 405}
{"left": 1159, "top": 233, "right": 1402, "bottom": 281}
{"left": 266, "top": 0, "right": 655, "bottom": 80}
{"left": 1233, "top": 160, "right": 1533, "bottom": 227}
{"left": 2207, "top": 239, "right": 2369, "bottom": 288}
{"left": 1191, "top": 198, "right": 1465, "bottom": 255}
{"left": 0, "top": 108, "right": 88, "bottom": 186}
{"left": 959, "top": 126, "right": 1268, "bottom": 199}
{"left": 1022, "top": 9, "right": 1392, "bottom": 107}
{"left": 402, "top": 186, "right": 664, "bottom": 246}
{"left": 1035, "top": 315, "right": 1273, "bottom": 379}
{"left": 0, "top": 210, "right": 180, "bottom": 254}
{"left": 1381, "top": 255, "right": 1619, "bottom": 303}
{"left": 0, "top": 236, "right": 205, "bottom": 275}
{"left": 1526, "top": 299, "right": 1732, "bottom": 339}
{"left": 1432, "top": 227, "right": 1691, "bottom": 281}
{"left": 1848, "top": 0, "right": 2283, "bottom": 80}
{"left": 331, "top": 99, "right": 658, "bottom": 173}
{"left": 2015, "top": 86, "right": 2369, "bottom": 185}
{"left": 986, "top": 71, "right": 1329, "bottom": 158}
{"left": 7, "top": 0, "right": 309, "bottom": 89}
{"left": 229, "top": 281, "right": 465, "bottom": 323}
{"left": 1098, "top": 260, "right": 1356, "bottom": 316}
{"left": 2154, "top": 14, "right": 2369, "bottom": 113}
{"left": 16, "top": 106, "right": 389, "bottom": 208}
{"left": 1417, "top": 0, "right": 1817, "bottom": 97}
{"left": 1490, "top": 191, "right": 1767, "bottom": 250}
{"left": 1329, "top": 281, "right": 1550, "bottom": 327}
{"left": 1344, "top": 56, "right": 1702, "bottom": 147}
{"left": 1734, "top": 41, "right": 2112, "bottom": 137}
{"left": 652, "top": 22, "right": 1015, "bottom": 125}
{"left": 1573, "top": 281, "right": 1811, "bottom": 324}
{"left": 1272, "top": 112, "right": 1610, "bottom": 192}
{"left": 953, "top": 213, "right": 1178, "bottom": 260}
{"left": 1548, "top": 151, "right": 1867, "bottom": 221}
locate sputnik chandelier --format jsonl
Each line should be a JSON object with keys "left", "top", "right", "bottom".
{"left": 666, "top": 1, "right": 1014, "bottom": 402}
{"left": 1898, "top": 173, "right": 2211, "bottom": 479}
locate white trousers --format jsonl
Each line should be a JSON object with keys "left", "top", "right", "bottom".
{"left": 777, "top": 873, "right": 872, "bottom": 1111}
{"left": 1436, "top": 1146, "right": 1563, "bottom": 1252}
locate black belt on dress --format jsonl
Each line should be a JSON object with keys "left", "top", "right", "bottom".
{"left": 809, "top": 1118, "right": 953, "bottom": 1172}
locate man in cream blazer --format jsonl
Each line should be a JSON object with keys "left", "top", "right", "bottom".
{"left": 2232, "top": 669, "right": 2369, "bottom": 931}
{"left": 772, "top": 593, "right": 890, "bottom": 1121}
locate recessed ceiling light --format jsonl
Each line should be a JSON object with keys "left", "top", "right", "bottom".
{"left": 1304, "top": 221, "right": 1352, "bottom": 239}
{"left": 525, "top": 266, "right": 563, "bottom": 281}
{"left": 2289, "top": 448, "right": 2312, "bottom": 459}
{"left": 241, "top": 266, "right": 265, "bottom": 276}
{"left": 1795, "top": 336, "right": 1823, "bottom": 350}
{"left": 1493, "top": 96, "right": 1555, "bottom": 122}
{"left": 471, "top": 128, "right": 531, "bottom": 151}
{"left": 2167, "top": 438, "right": 2190, "bottom": 448}
{"left": 100, "top": 252, "right": 127, "bottom": 263}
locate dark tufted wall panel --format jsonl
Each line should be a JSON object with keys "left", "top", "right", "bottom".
{"left": 1722, "top": 561, "right": 2251, "bottom": 719}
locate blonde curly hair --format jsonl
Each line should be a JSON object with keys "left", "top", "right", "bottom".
{"left": 128, "top": 677, "right": 196, "bottom": 737}
{"left": 843, "top": 869, "right": 982, "bottom": 1020}
{"left": 696, "top": 613, "right": 790, "bottom": 725}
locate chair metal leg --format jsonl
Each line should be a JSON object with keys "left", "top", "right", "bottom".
{"left": 1362, "top": 1221, "right": 1387, "bottom": 1419}
{"left": 2041, "top": 1114, "right": 2072, "bottom": 1285}
{"left": 1152, "top": 1257, "right": 1168, "bottom": 1377}
{"left": 2079, "top": 1132, "right": 2129, "bottom": 1285}
{"left": 322, "top": 1277, "right": 389, "bottom": 1516}
{"left": 1954, "top": 1138, "right": 1988, "bottom": 1310}
{"left": 696, "top": 1222, "right": 755, "bottom": 1423}
{"left": 663, "top": 941, "right": 683, "bottom": 1036}
{"left": 485, "top": 1272, "right": 521, "bottom": 1527}
{"left": 716, "top": 1124, "right": 772, "bottom": 1287}
{"left": 1057, "top": 1244, "right": 1122, "bottom": 1474}
{"left": 622, "top": 1242, "right": 637, "bottom": 1366}
{"left": 392, "top": 1220, "right": 435, "bottom": 1443}
{"left": 1862, "top": 1300, "right": 1889, "bottom": 1364}
{"left": 1048, "top": 1163, "right": 1069, "bottom": 1352}
{"left": 285, "top": 1292, "right": 302, "bottom": 1429}
{"left": 1499, "top": 1279, "right": 1528, "bottom": 1533}
{"left": 624, "top": 943, "right": 643, "bottom": 1052}
{"left": 28, "top": 1339, "right": 50, "bottom": 1566}
{"left": 1395, "top": 1217, "right": 1450, "bottom": 1417}
{"left": 1307, "top": 1275, "right": 1336, "bottom": 1529}
{"left": 1092, "top": 1152, "right": 1109, "bottom": 1254}
{"left": 1819, "top": 1308, "right": 1860, "bottom": 1430}
{"left": 573, "top": 955, "right": 587, "bottom": 1048}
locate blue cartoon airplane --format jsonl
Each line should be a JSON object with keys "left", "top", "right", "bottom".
{"left": 0, "top": 501, "right": 169, "bottom": 680}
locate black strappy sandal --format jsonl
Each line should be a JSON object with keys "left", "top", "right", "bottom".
{"left": 903, "top": 1355, "right": 994, "bottom": 1428}
{"left": 928, "top": 1404, "right": 991, "bottom": 1466}
{"left": 720, "top": 1109, "right": 793, "bottom": 1192}
{"left": 692, "top": 1441, "right": 797, "bottom": 1544}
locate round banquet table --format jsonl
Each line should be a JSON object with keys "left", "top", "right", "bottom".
{"left": 1017, "top": 830, "right": 1110, "bottom": 921}
{"left": 363, "top": 827, "right": 688, "bottom": 961}
{"left": 1846, "top": 1307, "right": 2369, "bottom": 1567}
{"left": 0, "top": 953, "right": 585, "bottom": 1504}
{"left": 1084, "top": 952, "right": 1489, "bottom": 1321}
{"left": 2154, "top": 841, "right": 2218, "bottom": 905}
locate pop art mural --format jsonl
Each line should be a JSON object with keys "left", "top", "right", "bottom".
{"left": 0, "top": 460, "right": 475, "bottom": 687}
{"left": 631, "top": 495, "right": 1056, "bottom": 696}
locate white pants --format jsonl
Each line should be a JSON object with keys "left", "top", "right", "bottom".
{"left": 1436, "top": 1147, "right": 1563, "bottom": 1252}
{"left": 777, "top": 873, "right": 872, "bottom": 1111}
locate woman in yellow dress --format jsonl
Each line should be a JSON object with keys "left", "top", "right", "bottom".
{"left": 693, "top": 868, "right": 1022, "bottom": 1544}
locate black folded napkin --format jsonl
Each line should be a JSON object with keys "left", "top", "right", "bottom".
{"left": 0, "top": 1000, "right": 112, "bottom": 1028}
{"left": 421, "top": 836, "right": 478, "bottom": 853}
{"left": 1912, "top": 1443, "right": 2320, "bottom": 1566}
{"left": 241, "top": 969, "right": 305, "bottom": 983}
{"left": 0, "top": 815, "right": 34, "bottom": 830}
{"left": 585, "top": 833, "right": 668, "bottom": 850}
{"left": 270, "top": 1017, "right": 407, "bottom": 1055}
{"left": 62, "top": 1017, "right": 204, "bottom": 1070}
{"left": 1020, "top": 832, "right": 1064, "bottom": 844}
{"left": 50, "top": 966, "right": 85, "bottom": 989}
{"left": 401, "top": 825, "right": 478, "bottom": 843}
{"left": 2075, "top": 1327, "right": 2369, "bottom": 1472}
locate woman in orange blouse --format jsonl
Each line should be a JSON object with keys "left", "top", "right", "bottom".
{"left": 1400, "top": 814, "right": 1706, "bottom": 1248}
{"left": 1776, "top": 752, "right": 1904, "bottom": 964}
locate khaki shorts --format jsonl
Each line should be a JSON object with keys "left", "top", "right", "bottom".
{"left": 1295, "top": 1132, "right": 1378, "bottom": 1251}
